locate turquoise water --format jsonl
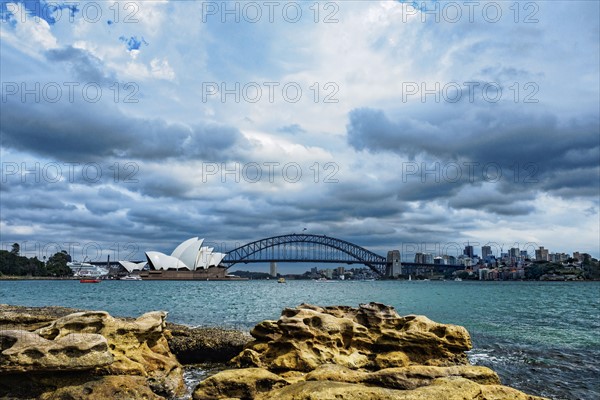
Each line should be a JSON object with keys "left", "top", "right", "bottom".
{"left": 1, "top": 280, "right": 598, "bottom": 399}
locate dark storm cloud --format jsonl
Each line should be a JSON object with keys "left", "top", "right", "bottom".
{"left": 0, "top": 100, "right": 248, "bottom": 162}
{"left": 84, "top": 188, "right": 134, "bottom": 215}
{"left": 346, "top": 106, "right": 600, "bottom": 202}
{"left": 0, "top": 192, "right": 76, "bottom": 211}
{"left": 447, "top": 188, "right": 536, "bottom": 216}
{"left": 45, "top": 46, "right": 114, "bottom": 84}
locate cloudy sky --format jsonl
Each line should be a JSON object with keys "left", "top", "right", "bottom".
{"left": 1, "top": 0, "right": 599, "bottom": 271}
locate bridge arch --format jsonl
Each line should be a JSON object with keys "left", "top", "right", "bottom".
{"left": 222, "top": 234, "right": 388, "bottom": 276}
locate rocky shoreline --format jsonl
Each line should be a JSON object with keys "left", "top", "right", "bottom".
{"left": 0, "top": 303, "right": 548, "bottom": 399}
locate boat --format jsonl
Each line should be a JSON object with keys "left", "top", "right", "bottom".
{"left": 277, "top": 277, "right": 286, "bottom": 283}
{"left": 68, "top": 261, "right": 109, "bottom": 278}
{"left": 79, "top": 278, "right": 101, "bottom": 283}
{"left": 454, "top": 277, "right": 463, "bottom": 281}
{"left": 121, "top": 275, "right": 142, "bottom": 281}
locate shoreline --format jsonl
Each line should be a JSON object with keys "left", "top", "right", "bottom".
{"left": 1, "top": 276, "right": 598, "bottom": 281}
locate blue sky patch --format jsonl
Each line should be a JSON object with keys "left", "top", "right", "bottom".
{"left": 119, "top": 35, "right": 149, "bottom": 51}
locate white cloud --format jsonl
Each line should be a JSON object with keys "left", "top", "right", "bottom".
{"left": 1, "top": 3, "right": 58, "bottom": 55}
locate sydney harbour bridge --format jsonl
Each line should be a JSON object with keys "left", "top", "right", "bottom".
{"left": 220, "top": 233, "right": 461, "bottom": 277}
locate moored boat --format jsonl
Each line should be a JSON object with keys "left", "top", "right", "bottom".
{"left": 79, "top": 278, "right": 101, "bottom": 283}
{"left": 121, "top": 275, "right": 142, "bottom": 281}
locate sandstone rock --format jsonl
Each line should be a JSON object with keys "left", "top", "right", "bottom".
{"left": 34, "top": 310, "right": 184, "bottom": 397}
{"left": 481, "top": 384, "right": 549, "bottom": 400}
{"left": 233, "top": 303, "right": 471, "bottom": 372}
{"left": 193, "top": 367, "right": 288, "bottom": 400}
{"left": 0, "top": 304, "right": 82, "bottom": 331}
{"left": 204, "top": 303, "right": 549, "bottom": 400}
{"left": 304, "top": 363, "right": 500, "bottom": 390}
{"left": 166, "top": 323, "right": 251, "bottom": 364}
{"left": 38, "top": 375, "right": 165, "bottom": 400}
{"left": 261, "top": 377, "right": 508, "bottom": 400}
{"left": 261, "top": 380, "right": 408, "bottom": 400}
{"left": 0, "top": 329, "right": 112, "bottom": 372}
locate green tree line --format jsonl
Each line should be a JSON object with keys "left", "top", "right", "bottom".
{"left": 0, "top": 244, "right": 73, "bottom": 277}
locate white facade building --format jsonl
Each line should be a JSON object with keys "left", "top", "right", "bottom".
{"left": 144, "top": 237, "right": 226, "bottom": 271}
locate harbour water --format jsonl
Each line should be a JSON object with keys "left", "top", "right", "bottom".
{"left": 1, "top": 280, "right": 598, "bottom": 400}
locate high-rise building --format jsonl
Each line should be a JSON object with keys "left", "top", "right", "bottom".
{"left": 414, "top": 252, "right": 424, "bottom": 263}
{"left": 269, "top": 262, "right": 277, "bottom": 277}
{"left": 520, "top": 250, "right": 528, "bottom": 259}
{"left": 424, "top": 253, "right": 434, "bottom": 264}
{"left": 481, "top": 245, "right": 492, "bottom": 259}
{"left": 509, "top": 248, "right": 520, "bottom": 258}
{"left": 535, "top": 247, "right": 549, "bottom": 261}
{"left": 414, "top": 252, "right": 433, "bottom": 264}
{"left": 464, "top": 245, "right": 474, "bottom": 258}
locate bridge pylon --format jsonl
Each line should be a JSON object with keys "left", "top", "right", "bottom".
{"left": 386, "top": 250, "right": 402, "bottom": 277}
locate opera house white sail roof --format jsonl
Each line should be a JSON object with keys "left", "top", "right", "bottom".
{"left": 143, "top": 237, "right": 226, "bottom": 271}
{"left": 118, "top": 261, "right": 147, "bottom": 273}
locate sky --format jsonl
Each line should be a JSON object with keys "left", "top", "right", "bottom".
{"left": 1, "top": 0, "right": 599, "bottom": 272}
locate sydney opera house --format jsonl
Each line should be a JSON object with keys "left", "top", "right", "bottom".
{"left": 119, "top": 237, "right": 237, "bottom": 280}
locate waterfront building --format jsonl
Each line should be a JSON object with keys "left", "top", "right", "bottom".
{"left": 145, "top": 237, "right": 226, "bottom": 271}
{"left": 535, "top": 246, "right": 550, "bottom": 261}
{"left": 459, "top": 256, "right": 473, "bottom": 268}
{"left": 118, "top": 261, "right": 147, "bottom": 273}
{"left": 479, "top": 268, "right": 490, "bottom": 280}
{"left": 414, "top": 252, "right": 434, "bottom": 264}
{"left": 434, "top": 256, "right": 446, "bottom": 265}
{"left": 481, "top": 245, "right": 492, "bottom": 259}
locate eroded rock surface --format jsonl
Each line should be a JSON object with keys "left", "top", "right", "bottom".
{"left": 0, "top": 330, "right": 112, "bottom": 372}
{"left": 35, "top": 310, "right": 184, "bottom": 396}
{"left": 233, "top": 302, "right": 471, "bottom": 372}
{"left": 195, "top": 303, "right": 548, "bottom": 400}
{"left": 1, "top": 308, "right": 184, "bottom": 399}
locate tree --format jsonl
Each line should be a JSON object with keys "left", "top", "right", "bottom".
{"left": 46, "top": 251, "right": 73, "bottom": 277}
{"left": 10, "top": 243, "right": 20, "bottom": 256}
